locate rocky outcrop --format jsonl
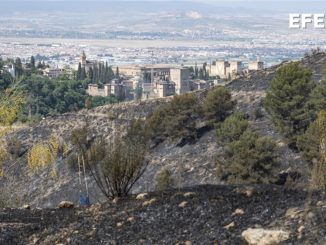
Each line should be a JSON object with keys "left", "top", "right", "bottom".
{"left": 58, "top": 201, "right": 74, "bottom": 209}
{"left": 241, "top": 228, "right": 290, "bottom": 245}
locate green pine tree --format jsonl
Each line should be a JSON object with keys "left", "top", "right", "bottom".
{"left": 202, "top": 86, "right": 235, "bottom": 124}
{"left": 265, "top": 62, "right": 316, "bottom": 147}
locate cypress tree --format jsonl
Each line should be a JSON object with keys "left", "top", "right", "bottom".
{"left": 108, "top": 66, "right": 114, "bottom": 80}
{"left": 77, "top": 63, "right": 82, "bottom": 80}
{"left": 104, "top": 62, "right": 109, "bottom": 81}
{"left": 81, "top": 67, "right": 87, "bottom": 80}
{"left": 93, "top": 65, "right": 98, "bottom": 83}
{"left": 100, "top": 63, "right": 105, "bottom": 83}
{"left": 203, "top": 62, "right": 208, "bottom": 79}
{"left": 116, "top": 67, "right": 119, "bottom": 79}
{"left": 88, "top": 67, "right": 94, "bottom": 82}
{"left": 37, "top": 61, "right": 42, "bottom": 69}
{"left": 14, "top": 58, "right": 23, "bottom": 78}
{"left": 98, "top": 63, "right": 102, "bottom": 83}
{"left": 30, "top": 56, "right": 35, "bottom": 69}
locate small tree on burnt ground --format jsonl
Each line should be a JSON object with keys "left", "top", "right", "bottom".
{"left": 216, "top": 113, "right": 279, "bottom": 184}
{"left": 298, "top": 110, "right": 326, "bottom": 190}
{"left": 155, "top": 167, "right": 174, "bottom": 191}
{"left": 71, "top": 120, "right": 149, "bottom": 198}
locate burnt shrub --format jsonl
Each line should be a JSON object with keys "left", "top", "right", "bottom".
{"left": 6, "top": 136, "right": 23, "bottom": 157}
{"left": 155, "top": 167, "right": 174, "bottom": 191}
{"left": 0, "top": 189, "right": 8, "bottom": 208}
{"left": 71, "top": 121, "right": 148, "bottom": 198}
{"left": 66, "top": 152, "right": 79, "bottom": 172}
{"left": 253, "top": 107, "right": 264, "bottom": 120}
{"left": 87, "top": 137, "right": 147, "bottom": 198}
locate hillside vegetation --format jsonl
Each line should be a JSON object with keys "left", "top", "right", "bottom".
{"left": 0, "top": 52, "right": 325, "bottom": 244}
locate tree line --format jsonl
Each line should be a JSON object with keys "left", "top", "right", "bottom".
{"left": 76, "top": 61, "right": 115, "bottom": 83}
{"left": 0, "top": 56, "right": 118, "bottom": 125}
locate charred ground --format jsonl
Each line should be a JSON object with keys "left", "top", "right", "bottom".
{"left": 0, "top": 185, "right": 325, "bottom": 245}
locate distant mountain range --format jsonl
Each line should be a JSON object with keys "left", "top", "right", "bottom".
{"left": 0, "top": 1, "right": 325, "bottom": 40}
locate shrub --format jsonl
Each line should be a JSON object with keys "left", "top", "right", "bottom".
{"left": 89, "top": 137, "right": 148, "bottom": 198}
{"left": 155, "top": 168, "right": 174, "bottom": 191}
{"left": 71, "top": 123, "right": 148, "bottom": 198}
{"left": 297, "top": 120, "right": 321, "bottom": 165}
{"left": 6, "top": 136, "right": 23, "bottom": 157}
{"left": 216, "top": 111, "right": 249, "bottom": 143}
{"left": 71, "top": 125, "right": 90, "bottom": 154}
{"left": 85, "top": 97, "right": 92, "bottom": 109}
{"left": 311, "top": 160, "right": 326, "bottom": 190}
{"left": 175, "top": 162, "right": 187, "bottom": 189}
{"left": 264, "top": 62, "right": 316, "bottom": 147}
{"left": 253, "top": 107, "right": 264, "bottom": 120}
{"left": 307, "top": 111, "right": 326, "bottom": 190}
{"left": 0, "top": 90, "right": 25, "bottom": 126}
{"left": 92, "top": 95, "right": 118, "bottom": 108}
{"left": 27, "top": 134, "right": 62, "bottom": 171}
{"left": 0, "top": 189, "right": 8, "bottom": 208}
{"left": 307, "top": 79, "right": 326, "bottom": 115}
{"left": 66, "top": 152, "right": 79, "bottom": 172}
{"left": 217, "top": 129, "right": 279, "bottom": 184}
{"left": 147, "top": 93, "right": 199, "bottom": 141}
{"left": 124, "top": 119, "right": 150, "bottom": 147}
{"left": 0, "top": 126, "right": 12, "bottom": 138}
{"left": 27, "top": 143, "right": 55, "bottom": 171}
{"left": 0, "top": 145, "right": 7, "bottom": 177}
{"left": 202, "top": 86, "right": 235, "bottom": 124}
{"left": 108, "top": 111, "right": 117, "bottom": 121}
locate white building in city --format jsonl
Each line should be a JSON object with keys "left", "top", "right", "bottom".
{"left": 44, "top": 68, "right": 64, "bottom": 79}
{"left": 170, "top": 68, "right": 191, "bottom": 94}
{"left": 209, "top": 60, "right": 243, "bottom": 79}
{"left": 248, "top": 61, "right": 264, "bottom": 71}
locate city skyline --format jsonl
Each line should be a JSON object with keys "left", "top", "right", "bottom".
{"left": 0, "top": 0, "right": 325, "bottom": 67}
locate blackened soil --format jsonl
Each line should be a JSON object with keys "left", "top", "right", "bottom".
{"left": 0, "top": 185, "right": 325, "bottom": 245}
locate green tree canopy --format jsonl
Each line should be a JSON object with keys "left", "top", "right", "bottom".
{"left": 218, "top": 129, "right": 279, "bottom": 184}
{"left": 265, "top": 62, "right": 316, "bottom": 147}
{"left": 216, "top": 111, "right": 249, "bottom": 143}
{"left": 202, "top": 86, "right": 235, "bottom": 124}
